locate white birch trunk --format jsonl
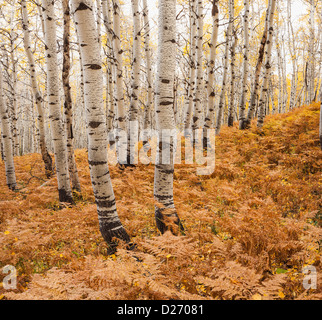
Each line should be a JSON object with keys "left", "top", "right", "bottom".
{"left": 238, "top": 0, "right": 250, "bottom": 129}
{"left": 215, "top": 17, "right": 232, "bottom": 134}
{"left": 184, "top": 0, "right": 197, "bottom": 130}
{"left": 71, "top": 0, "right": 131, "bottom": 249}
{"left": 192, "top": 0, "right": 204, "bottom": 132}
{"left": 204, "top": 0, "right": 219, "bottom": 130}
{"left": 142, "top": 0, "right": 153, "bottom": 145}
{"left": 127, "top": 0, "right": 141, "bottom": 165}
{"left": 154, "top": 0, "right": 183, "bottom": 234}
{"left": 62, "top": 0, "right": 81, "bottom": 192}
{"left": 42, "top": 0, "right": 73, "bottom": 203}
{"left": 257, "top": 0, "right": 276, "bottom": 127}
{"left": 0, "top": 64, "right": 16, "bottom": 190}
{"left": 21, "top": 0, "right": 53, "bottom": 177}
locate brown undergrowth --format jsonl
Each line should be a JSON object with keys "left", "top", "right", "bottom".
{"left": 0, "top": 103, "right": 321, "bottom": 300}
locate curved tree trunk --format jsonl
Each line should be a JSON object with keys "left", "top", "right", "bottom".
{"left": 42, "top": 0, "right": 73, "bottom": 204}
{"left": 154, "top": 0, "right": 184, "bottom": 235}
{"left": 71, "top": 0, "right": 131, "bottom": 250}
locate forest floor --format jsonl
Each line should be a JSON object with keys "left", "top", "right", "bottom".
{"left": 0, "top": 103, "right": 321, "bottom": 300}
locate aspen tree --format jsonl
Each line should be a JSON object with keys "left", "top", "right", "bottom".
{"left": 287, "top": 0, "right": 297, "bottom": 110}
{"left": 71, "top": 0, "right": 131, "bottom": 249}
{"left": 0, "top": 63, "right": 16, "bottom": 190}
{"left": 102, "top": 0, "right": 115, "bottom": 138}
{"left": 192, "top": 0, "right": 204, "bottom": 134}
{"left": 154, "top": 0, "right": 184, "bottom": 234}
{"left": 227, "top": 0, "right": 236, "bottom": 127}
{"left": 112, "top": 0, "right": 127, "bottom": 163}
{"left": 192, "top": 0, "right": 204, "bottom": 140}
{"left": 257, "top": 0, "right": 277, "bottom": 128}
{"left": 9, "top": 5, "right": 19, "bottom": 156}
{"left": 142, "top": 0, "right": 153, "bottom": 147}
{"left": 238, "top": 0, "right": 250, "bottom": 129}
{"left": 215, "top": 9, "right": 233, "bottom": 135}
{"left": 62, "top": 0, "right": 81, "bottom": 192}
{"left": 127, "top": 0, "right": 141, "bottom": 165}
{"left": 242, "top": 1, "right": 270, "bottom": 129}
{"left": 184, "top": 0, "right": 197, "bottom": 131}
{"left": 21, "top": 0, "right": 53, "bottom": 178}
{"left": 42, "top": 0, "right": 73, "bottom": 203}
{"left": 204, "top": 0, "right": 219, "bottom": 130}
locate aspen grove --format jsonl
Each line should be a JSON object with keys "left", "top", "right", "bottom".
{"left": 0, "top": 0, "right": 321, "bottom": 300}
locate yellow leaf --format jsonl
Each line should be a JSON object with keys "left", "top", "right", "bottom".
{"left": 166, "top": 254, "right": 172, "bottom": 259}
{"left": 278, "top": 290, "right": 285, "bottom": 299}
{"left": 252, "top": 293, "right": 262, "bottom": 300}
{"left": 4, "top": 231, "right": 10, "bottom": 235}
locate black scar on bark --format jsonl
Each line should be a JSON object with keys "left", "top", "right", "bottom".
{"left": 99, "top": 221, "right": 134, "bottom": 255}
{"left": 155, "top": 206, "right": 185, "bottom": 236}
{"left": 74, "top": 2, "right": 92, "bottom": 12}
{"left": 58, "top": 188, "right": 74, "bottom": 205}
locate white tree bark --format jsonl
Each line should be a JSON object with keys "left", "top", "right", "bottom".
{"left": 111, "top": 0, "right": 127, "bottom": 163}
{"left": 257, "top": 0, "right": 276, "bottom": 127}
{"left": 142, "top": 0, "right": 153, "bottom": 146}
{"left": 62, "top": 0, "right": 81, "bottom": 192}
{"left": 42, "top": 0, "right": 73, "bottom": 203}
{"left": 215, "top": 15, "right": 232, "bottom": 134}
{"left": 127, "top": 0, "right": 141, "bottom": 165}
{"left": 192, "top": 0, "right": 204, "bottom": 133}
{"left": 184, "top": 0, "right": 197, "bottom": 130}
{"left": 204, "top": 0, "right": 219, "bottom": 130}
{"left": 71, "top": 0, "right": 131, "bottom": 249}
{"left": 238, "top": 0, "right": 250, "bottom": 129}
{"left": 242, "top": 1, "right": 270, "bottom": 129}
{"left": 21, "top": 0, "right": 53, "bottom": 178}
{"left": 154, "top": 0, "right": 183, "bottom": 234}
{"left": 0, "top": 64, "right": 16, "bottom": 190}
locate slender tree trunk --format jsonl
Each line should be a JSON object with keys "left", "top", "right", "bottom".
{"left": 204, "top": 0, "right": 219, "bottom": 130}
{"left": 0, "top": 64, "right": 16, "bottom": 190}
{"left": 238, "top": 0, "right": 250, "bottom": 129}
{"left": 215, "top": 20, "right": 232, "bottom": 134}
{"left": 241, "top": 1, "right": 270, "bottom": 129}
{"left": 21, "top": 0, "right": 53, "bottom": 178}
{"left": 192, "top": 0, "right": 204, "bottom": 133}
{"left": 71, "top": 0, "right": 131, "bottom": 250}
{"left": 62, "top": 0, "right": 81, "bottom": 192}
{"left": 142, "top": 0, "right": 153, "bottom": 147}
{"left": 154, "top": 0, "right": 184, "bottom": 235}
{"left": 184, "top": 0, "right": 197, "bottom": 130}
{"left": 257, "top": 0, "right": 276, "bottom": 128}
{"left": 228, "top": 0, "right": 236, "bottom": 127}
{"left": 102, "top": 0, "right": 115, "bottom": 141}
{"left": 42, "top": 0, "right": 73, "bottom": 204}
{"left": 127, "top": 0, "right": 141, "bottom": 165}
{"left": 9, "top": 9, "right": 19, "bottom": 157}
{"left": 111, "top": 0, "right": 127, "bottom": 163}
